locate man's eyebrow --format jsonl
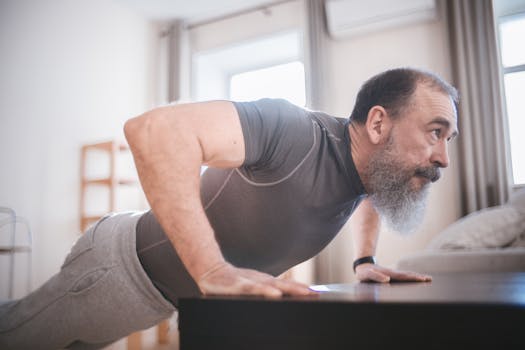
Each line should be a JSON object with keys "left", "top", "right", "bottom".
{"left": 429, "top": 117, "right": 459, "bottom": 138}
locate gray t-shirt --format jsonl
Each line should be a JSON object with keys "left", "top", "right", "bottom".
{"left": 136, "top": 98, "right": 366, "bottom": 303}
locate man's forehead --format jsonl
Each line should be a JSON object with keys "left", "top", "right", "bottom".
{"left": 413, "top": 86, "right": 458, "bottom": 122}
{"left": 415, "top": 84, "right": 454, "bottom": 103}
{"left": 396, "top": 86, "right": 459, "bottom": 140}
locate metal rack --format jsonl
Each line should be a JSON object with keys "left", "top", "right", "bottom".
{"left": 0, "top": 207, "right": 32, "bottom": 299}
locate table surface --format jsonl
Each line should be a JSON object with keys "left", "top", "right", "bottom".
{"left": 309, "top": 272, "right": 525, "bottom": 305}
{"left": 178, "top": 272, "right": 525, "bottom": 349}
{"left": 182, "top": 272, "right": 525, "bottom": 305}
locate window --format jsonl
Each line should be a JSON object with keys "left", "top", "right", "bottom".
{"left": 498, "top": 13, "right": 525, "bottom": 186}
{"left": 193, "top": 31, "right": 304, "bottom": 104}
{"left": 229, "top": 61, "right": 305, "bottom": 106}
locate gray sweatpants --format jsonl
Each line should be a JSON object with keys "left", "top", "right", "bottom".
{"left": 0, "top": 212, "right": 176, "bottom": 350}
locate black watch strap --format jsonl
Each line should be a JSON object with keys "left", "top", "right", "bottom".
{"left": 353, "top": 256, "right": 376, "bottom": 273}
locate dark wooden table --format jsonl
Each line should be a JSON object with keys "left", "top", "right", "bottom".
{"left": 178, "top": 272, "right": 525, "bottom": 349}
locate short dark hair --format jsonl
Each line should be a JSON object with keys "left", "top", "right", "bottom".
{"left": 349, "top": 68, "right": 458, "bottom": 124}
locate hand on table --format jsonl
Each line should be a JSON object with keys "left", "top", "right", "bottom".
{"left": 197, "top": 262, "right": 317, "bottom": 298}
{"left": 355, "top": 263, "right": 432, "bottom": 283}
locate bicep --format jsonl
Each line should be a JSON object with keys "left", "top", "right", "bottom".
{"left": 184, "top": 100, "right": 245, "bottom": 168}
{"left": 135, "top": 100, "right": 246, "bottom": 169}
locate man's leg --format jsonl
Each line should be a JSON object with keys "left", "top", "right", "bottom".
{"left": 0, "top": 212, "right": 175, "bottom": 349}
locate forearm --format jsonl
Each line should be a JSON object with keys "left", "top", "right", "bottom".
{"left": 349, "top": 198, "right": 431, "bottom": 282}
{"left": 124, "top": 105, "right": 227, "bottom": 281}
{"left": 350, "top": 198, "right": 380, "bottom": 259}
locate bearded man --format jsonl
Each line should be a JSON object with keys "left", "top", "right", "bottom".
{"left": 0, "top": 68, "right": 458, "bottom": 349}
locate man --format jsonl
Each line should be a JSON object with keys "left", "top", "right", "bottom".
{"left": 0, "top": 68, "right": 458, "bottom": 349}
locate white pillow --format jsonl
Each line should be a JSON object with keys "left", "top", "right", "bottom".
{"left": 427, "top": 205, "right": 525, "bottom": 250}
{"left": 508, "top": 187, "right": 525, "bottom": 212}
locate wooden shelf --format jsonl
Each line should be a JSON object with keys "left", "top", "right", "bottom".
{"left": 79, "top": 140, "right": 138, "bottom": 231}
{"left": 82, "top": 178, "right": 137, "bottom": 186}
{"left": 0, "top": 246, "right": 31, "bottom": 254}
{"left": 80, "top": 215, "right": 103, "bottom": 229}
{"left": 81, "top": 140, "right": 129, "bottom": 152}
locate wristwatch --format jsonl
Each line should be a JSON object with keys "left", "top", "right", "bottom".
{"left": 353, "top": 256, "right": 376, "bottom": 273}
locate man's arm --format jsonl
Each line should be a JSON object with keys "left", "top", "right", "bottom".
{"left": 350, "top": 198, "right": 432, "bottom": 282}
{"left": 124, "top": 101, "right": 314, "bottom": 297}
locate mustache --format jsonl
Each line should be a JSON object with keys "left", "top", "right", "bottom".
{"left": 414, "top": 166, "right": 441, "bottom": 182}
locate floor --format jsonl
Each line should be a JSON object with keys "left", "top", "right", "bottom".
{"left": 103, "top": 316, "right": 180, "bottom": 350}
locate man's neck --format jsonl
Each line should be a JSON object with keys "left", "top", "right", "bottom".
{"left": 348, "top": 122, "right": 373, "bottom": 191}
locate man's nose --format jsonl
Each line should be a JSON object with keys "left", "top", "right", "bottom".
{"left": 431, "top": 141, "right": 450, "bottom": 168}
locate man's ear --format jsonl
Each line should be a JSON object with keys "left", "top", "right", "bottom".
{"left": 365, "top": 106, "right": 392, "bottom": 145}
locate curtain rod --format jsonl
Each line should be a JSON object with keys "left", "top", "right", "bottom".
{"left": 186, "top": 0, "right": 296, "bottom": 30}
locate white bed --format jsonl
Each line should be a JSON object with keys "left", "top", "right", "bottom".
{"left": 397, "top": 188, "right": 525, "bottom": 274}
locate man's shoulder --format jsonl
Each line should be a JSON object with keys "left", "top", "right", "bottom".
{"left": 240, "top": 98, "right": 343, "bottom": 124}
{"left": 306, "top": 109, "right": 348, "bottom": 139}
{"left": 234, "top": 98, "right": 315, "bottom": 135}
{"left": 234, "top": 98, "right": 348, "bottom": 143}
{"left": 234, "top": 98, "right": 307, "bottom": 116}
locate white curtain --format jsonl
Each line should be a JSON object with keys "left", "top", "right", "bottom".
{"left": 443, "top": 0, "right": 510, "bottom": 214}
{"left": 305, "top": 0, "right": 329, "bottom": 112}
{"left": 167, "top": 19, "right": 191, "bottom": 103}
{"left": 304, "top": 0, "right": 339, "bottom": 283}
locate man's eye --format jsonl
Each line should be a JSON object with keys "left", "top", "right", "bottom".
{"left": 432, "top": 129, "right": 441, "bottom": 138}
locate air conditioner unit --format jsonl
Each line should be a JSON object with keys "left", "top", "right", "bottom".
{"left": 325, "top": 0, "right": 437, "bottom": 39}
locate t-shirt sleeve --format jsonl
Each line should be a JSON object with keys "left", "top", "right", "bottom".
{"left": 233, "top": 98, "right": 315, "bottom": 179}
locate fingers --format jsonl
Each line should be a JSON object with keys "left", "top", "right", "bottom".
{"left": 387, "top": 270, "right": 432, "bottom": 282}
{"left": 200, "top": 275, "right": 283, "bottom": 297}
{"left": 373, "top": 265, "right": 432, "bottom": 282}
{"left": 237, "top": 274, "right": 317, "bottom": 297}
{"left": 270, "top": 278, "right": 318, "bottom": 296}
{"left": 239, "top": 280, "right": 284, "bottom": 298}
{"left": 356, "top": 264, "right": 432, "bottom": 283}
{"left": 198, "top": 264, "right": 318, "bottom": 298}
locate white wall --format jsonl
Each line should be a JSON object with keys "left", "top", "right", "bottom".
{"left": 0, "top": 0, "right": 160, "bottom": 296}
{"left": 187, "top": 0, "right": 462, "bottom": 284}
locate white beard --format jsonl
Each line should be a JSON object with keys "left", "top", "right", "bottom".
{"left": 370, "top": 180, "right": 429, "bottom": 235}
{"left": 365, "top": 138, "right": 435, "bottom": 235}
